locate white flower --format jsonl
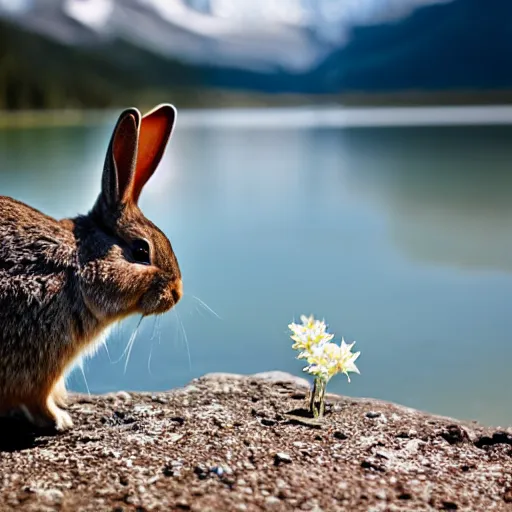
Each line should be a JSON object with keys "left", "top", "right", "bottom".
{"left": 288, "top": 314, "right": 333, "bottom": 355}
{"left": 304, "top": 338, "right": 360, "bottom": 382}
{"left": 337, "top": 339, "right": 361, "bottom": 379}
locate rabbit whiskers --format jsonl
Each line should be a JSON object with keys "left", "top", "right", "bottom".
{"left": 147, "top": 316, "right": 162, "bottom": 376}
{"left": 190, "top": 295, "right": 221, "bottom": 320}
{"left": 78, "top": 361, "right": 91, "bottom": 396}
{"left": 110, "top": 316, "right": 145, "bottom": 373}
{"left": 174, "top": 308, "right": 192, "bottom": 371}
{"left": 114, "top": 295, "right": 216, "bottom": 377}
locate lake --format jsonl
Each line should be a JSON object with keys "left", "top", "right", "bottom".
{"left": 1, "top": 106, "right": 512, "bottom": 426}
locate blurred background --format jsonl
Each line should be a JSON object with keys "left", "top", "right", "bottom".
{"left": 1, "top": 0, "right": 512, "bottom": 426}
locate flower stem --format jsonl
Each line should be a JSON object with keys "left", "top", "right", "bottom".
{"left": 318, "top": 379, "right": 326, "bottom": 418}
{"left": 309, "top": 378, "right": 318, "bottom": 416}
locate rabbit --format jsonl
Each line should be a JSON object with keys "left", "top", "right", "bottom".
{"left": 0, "top": 104, "right": 182, "bottom": 431}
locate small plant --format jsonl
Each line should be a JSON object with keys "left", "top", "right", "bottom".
{"left": 289, "top": 315, "right": 360, "bottom": 418}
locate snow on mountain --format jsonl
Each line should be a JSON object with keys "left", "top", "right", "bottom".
{"left": 0, "top": 0, "right": 453, "bottom": 73}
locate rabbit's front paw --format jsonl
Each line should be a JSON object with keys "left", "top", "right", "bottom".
{"left": 50, "top": 406, "right": 73, "bottom": 431}
{"left": 52, "top": 377, "right": 68, "bottom": 409}
{"left": 45, "top": 397, "right": 73, "bottom": 431}
{"left": 24, "top": 397, "right": 73, "bottom": 432}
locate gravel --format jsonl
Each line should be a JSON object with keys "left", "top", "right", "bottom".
{"left": 0, "top": 371, "right": 511, "bottom": 511}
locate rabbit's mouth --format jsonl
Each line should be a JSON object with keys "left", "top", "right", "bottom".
{"left": 139, "top": 277, "right": 183, "bottom": 315}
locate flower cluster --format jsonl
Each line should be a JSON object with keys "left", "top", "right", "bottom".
{"left": 289, "top": 315, "right": 334, "bottom": 357}
{"left": 289, "top": 315, "right": 360, "bottom": 418}
{"left": 289, "top": 315, "right": 360, "bottom": 383}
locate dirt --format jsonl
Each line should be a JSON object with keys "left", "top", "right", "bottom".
{"left": 0, "top": 371, "right": 511, "bottom": 511}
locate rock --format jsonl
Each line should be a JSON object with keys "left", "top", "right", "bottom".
{"left": 503, "top": 487, "right": 512, "bottom": 503}
{"left": 0, "top": 371, "right": 509, "bottom": 511}
{"left": 251, "top": 371, "right": 310, "bottom": 388}
{"left": 34, "top": 488, "right": 64, "bottom": 505}
{"left": 193, "top": 465, "right": 209, "bottom": 480}
{"left": 404, "top": 439, "right": 424, "bottom": 455}
{"left": 209, "top": 465, "right": 233, "bottom": 477}
{"left": 115, "top": 391, "right": 132, "bottom": 402}
{"left": 375, "top": 489, "right": 387, "bottom": 500}
{"left": 265, "top": 496, "right": 281, "bottom": 506}
{"left": 439, "top": 424, "right": 470, "bottom": 445}
{"left": 274, "top": 452, "right": 292, "bottom": 465}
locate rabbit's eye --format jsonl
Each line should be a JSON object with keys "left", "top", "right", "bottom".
{"left": 132, "top": 239, "right": 151, "bottom": 265}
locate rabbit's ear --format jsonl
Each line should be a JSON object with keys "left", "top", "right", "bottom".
{"left": 131, "top": 104, "right": 176, "bottom": 204}
{"left": 102, "top": 107, "right": 142, "bottom": 207}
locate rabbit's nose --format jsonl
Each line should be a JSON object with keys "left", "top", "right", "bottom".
{"left": 171, "top": 280, "right": 183, "bottom": 304}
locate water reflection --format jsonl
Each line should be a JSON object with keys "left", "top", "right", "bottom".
{"left": 341, "top": 126, "right": 512, "bottom": 272}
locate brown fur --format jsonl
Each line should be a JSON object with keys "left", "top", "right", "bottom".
{"left": 0, "top": 104, "right": 181, "bottom": 430}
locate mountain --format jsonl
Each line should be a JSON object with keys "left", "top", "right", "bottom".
{"left": 203, "top": 0, "right": 512, "bottom": 94}
{"left": 0, "top": 0, "right": 510, "bottom": 109}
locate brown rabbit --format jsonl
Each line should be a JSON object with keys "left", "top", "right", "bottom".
{"left": 0, "top": 104, "right": 182, "bottom": 430}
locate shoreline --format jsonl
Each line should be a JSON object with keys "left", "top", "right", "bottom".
{"left": 3, "top": 104, "right": 512, "bottom": 130}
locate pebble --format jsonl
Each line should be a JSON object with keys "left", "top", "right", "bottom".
{"left": 175, "top": 498, "right": 189, "bottom": 509}
{"left": 116, "top": 391, "right": 132, "bottom": 402}
{"left": 194, "top": 465, "right": 209, "bottom": 479}
{"left": 375, "top": 489, "right": 387, "bottom": 500}
{"left": 274, "top": 452, "right": 292, "bottom": 465}
{"left": 265, "top": 496, "right": 281, "bottom": 506}
{"left": 365, "top": 412, "right": 389, "bottom": 424}
{"left": 37, "top": 488, "right": 64, "bottom": 505}
{"left": 124, "top": 495, "right": 136, "bottom": 505}
{"left": 276, "top": 478, "right": 288, "bottom": 489}
{"left": 182, "top": 385, "right": 199, "bottom": 394}
{"left": 300, "top": 499, "right": 322, "bottom": 511}
{"left": 277, "top": 489, "right": 291, "bottom": 499}
{"left": 210, "top": 465, "right": 233, "bottom": 477}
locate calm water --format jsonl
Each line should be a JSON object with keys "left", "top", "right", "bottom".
{"left": 1, "top": 108, "right": 512, "bottom": 426}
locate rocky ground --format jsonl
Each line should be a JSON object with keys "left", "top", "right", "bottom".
{"left": 0, "top": 371, "right": 511, "bottom": 511}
